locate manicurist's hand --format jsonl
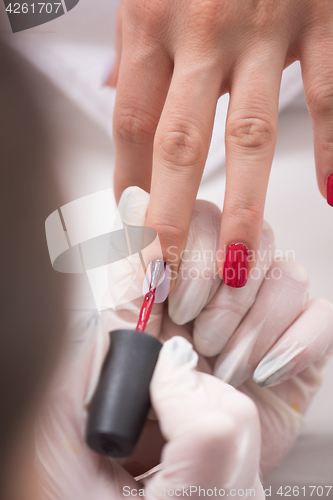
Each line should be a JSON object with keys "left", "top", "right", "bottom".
{"left": 110, "top": 0, "right": 333, "bottom": 287}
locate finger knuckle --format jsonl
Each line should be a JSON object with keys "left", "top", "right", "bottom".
{"left": 156, "top": 122, "right": 206, "bottom": 168}
{"left": 226, "top": 115, "right": 275, "bottom": 150}
{"left": 114, "top": 107, "right": 157, "bottom": 145}
{"left": 306, "top": 82, "right": 333, "bottom": 116}
{"left": 223, "top": 198, "right": 263, "bottom": 227}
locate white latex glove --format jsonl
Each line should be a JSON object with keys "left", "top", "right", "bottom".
{"left": 35, "top": 187, "right": 333, "bottom": 498}
{"left": 120, "top": 186, "right": 333, "bottom": 477}
{"left": 36, "top": 187, "right": 263, "bottom": 499}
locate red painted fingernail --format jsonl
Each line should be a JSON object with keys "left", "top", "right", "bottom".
{"left": 223, "top": 243, "right": 249, "bottom": 288}
{"left": 327, "top": 174, "right": 333, "bottom": 207}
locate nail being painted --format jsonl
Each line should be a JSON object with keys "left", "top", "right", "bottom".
{"left": 137, "top": 259, "right": 167, "bottom": 332}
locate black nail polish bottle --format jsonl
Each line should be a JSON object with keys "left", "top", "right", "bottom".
{"left": 86, "top": 329, "right": 162, "bottom": 457}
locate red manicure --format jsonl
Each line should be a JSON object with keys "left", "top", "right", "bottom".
{"left": 327, "top": 174, "right": 333, "bottom": 207}
{"left": 223, "top": 243, "right": 249, "bottom": 288}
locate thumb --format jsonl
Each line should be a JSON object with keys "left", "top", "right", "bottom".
{"left": 150, "top": 336, "right": 200, "bottom": 439}
{"left": 149, "top": 337, "right": 264, "bottom": 497}
{"left": 108, "top": 185, "right": 163, "bottom": 336}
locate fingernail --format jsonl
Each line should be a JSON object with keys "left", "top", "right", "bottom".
{"left": 161, "top": 336, "right": 198, "bottom": 370}
{"left": 142, "top": 259, "right": 171, "bottom": 303}
{"left": 253, "top": 343, "right": 305, "bottom": 387}
{"left": 326, "top": 174, "right": 333, "bottom": 207}
{"left": 223, "top": 243, "right": 249, "bottom": 288}
{"left": 118, "top": 186, "right": 150, "bottom": 225}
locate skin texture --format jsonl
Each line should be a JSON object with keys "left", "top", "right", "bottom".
{"left": 110, "top": 0, "right": 333, "bottom": 282}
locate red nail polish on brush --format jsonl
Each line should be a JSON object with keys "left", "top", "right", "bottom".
{"left": 327, "top": 174, "right": 333, "bottom": 207}
{"left": 223, "top": 243, "right": 249, "bottom": 288}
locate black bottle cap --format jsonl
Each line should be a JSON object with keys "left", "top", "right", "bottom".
{"left": 86, "top": 329, "right": 162, "bottom": 457}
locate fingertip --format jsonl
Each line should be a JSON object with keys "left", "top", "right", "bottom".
{"left": 274, "top": 257, "right": 309, "bottom": 285}
{"left": 308, "top": 297, "right": 333, "bottom": 317}
{"left": 151, "top": 336, "right": 199, "bottom": 414}
{"left": 145, "top": 211, "right": 189, "bottom": 280}
{"left": 221, "top": 242, "right": 251, "bottom": 288}
{"left": 158, "top": 336, "right": 198, "bottom": 371}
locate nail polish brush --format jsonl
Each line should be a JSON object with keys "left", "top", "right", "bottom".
{"left": 136, "top": 259, "right": 166, "bottom": 332}
{"left": 86, "top": 259, "right": 166, "bottom": 457}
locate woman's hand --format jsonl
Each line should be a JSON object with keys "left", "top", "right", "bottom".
{"left": 110, "top": 0, "right": 333, "bottom": 286}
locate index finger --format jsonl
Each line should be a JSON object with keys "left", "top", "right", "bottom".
{"left": 218, "top": 49, "right": 285, "bottom": 287}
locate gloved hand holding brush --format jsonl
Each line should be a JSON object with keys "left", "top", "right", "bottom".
{"left": 35, "top": 187, "right": 333, "bottom": 499}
